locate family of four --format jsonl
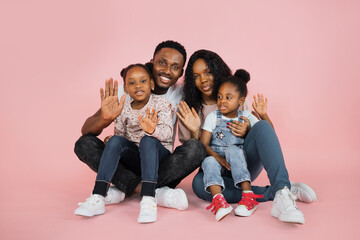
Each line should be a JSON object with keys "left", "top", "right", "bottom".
{"left": 74, "top": 40, "right": 317, "bottom": 224}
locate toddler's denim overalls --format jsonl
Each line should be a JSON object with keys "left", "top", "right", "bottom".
{"left": 201, "top": 110, "right": 251, "bottom": 193}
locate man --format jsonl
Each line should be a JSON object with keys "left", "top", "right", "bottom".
{"left": 74, "top": 41, "right": 206, "bottom": 218}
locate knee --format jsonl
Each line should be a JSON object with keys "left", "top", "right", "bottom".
{"left": 183, "top": 139, "right": 206, "bottom": 159}
{"left": 201, "top": 156, "right": 219, "bottom": 170}
{"left": 139, "top": 135, "right": 158, "bottom": 147}
{"left": 106, "top": 135, "right": 128, "bottom": 149}
{"left": 252, "top": 120, "right": 272, "bottom": 132}
{"left": 74, "top": 134, "right": 100, "bottom": 154}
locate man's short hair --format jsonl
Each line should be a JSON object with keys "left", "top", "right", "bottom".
{"left": 153, "top": 40, "right": 187, "bottom": 65}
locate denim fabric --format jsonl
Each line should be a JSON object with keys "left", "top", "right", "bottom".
{"left": 96, "top": 135, "right": 141, "bottom": 182}
{"left": 202, "top": 110, "right": 251, "bottom": 193}
{"left": 74, "top": 135, "right": 206, "bottom": 195}
{"left": 193, "top": 120, "right": 291, "bottom": 203}
{"left": 139, "top": 136, "right": 170, "bottom": 196}
{"left": 74, "top": 134, "right": 141, "bottom": 195}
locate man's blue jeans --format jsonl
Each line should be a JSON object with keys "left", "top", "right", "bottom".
{"left": 192, "top": 120, "right": 291, "bottom": 203}
{"left": 96, "top": 135, "right": 170, "bottom": 196}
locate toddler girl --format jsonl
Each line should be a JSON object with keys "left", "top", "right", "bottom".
{"left": 201, "top": 69, "right": 263, "bottom": 221}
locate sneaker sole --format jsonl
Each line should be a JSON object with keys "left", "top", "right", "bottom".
{"left": 271, "top": 207, "right": 305, "bottom": 224}
{"left": 74, "top": 208, "right": 105, "bottom": 217}
{"left": 291, "top": 182, "right": 317, "bottom": 203}
{"left": 138, "top": 216, "right": 157, "bottom": 223}
{"left": 216, "top": 206, "right": 233, "bottom": 221}
{"left": 234, "top": 206, "right": 257, "bottom": 217}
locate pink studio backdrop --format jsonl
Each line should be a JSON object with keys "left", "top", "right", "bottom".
{"left": 1, "top": 0, "right": 359, "bottom": 239}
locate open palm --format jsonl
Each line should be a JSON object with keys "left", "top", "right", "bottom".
{"left": 176, "top": 101, "right": 201, "bottom": 133}
{"left": 100, "top": 78, "right": 125, "bottom": 121}
{"left": 138, "top": 107, "right": 159, "bottom": 134}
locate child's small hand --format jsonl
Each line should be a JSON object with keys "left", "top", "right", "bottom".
{"left": 216, "top": 156, "right": 231, "bottom": 171}
{"left": 138, "top": 107, "right": 159, "bottom": 134}
{"left": 252, "top": 93, "right": 268, "bottom": 117}
{"left": 227, "top": 118, "right": 250, "bottom": 138}
{"left": 104, "top": 135, "right": 113, "bottom": 144}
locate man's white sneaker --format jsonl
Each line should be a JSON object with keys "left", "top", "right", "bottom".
{"left": 290, "top": 182, "right": 317, "bottom": 203}
{"left": 155, "top": 186, "right": 188, "bottom": 210}
{"left": 105, "top": 186, "right": 125, "bottom": 205}
{"left": 74, "top": 194, "right": 105, "bottom": 217}
{"left": 206, "top": 194, "right": 233, "bottom": 221}
{"left": 138, "top": 196, "right": 157, "bottom": 223}
{"left": 271, "top": 187, "right": 305, "bottom": 224}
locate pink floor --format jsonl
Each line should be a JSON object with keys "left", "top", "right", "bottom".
{"left": 2, "top": 145, "right": 359, "bottom": 240}
{"left": 1, "top": 1, "right": 360, "bottom": 239}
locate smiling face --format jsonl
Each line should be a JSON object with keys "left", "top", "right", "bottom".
{"left": 217, "top": 82, "right": 245, "bottom": 118}
{"left": 124, "top": 66, "right": 154, "bottom": 109}
{"left": 192, "top": 58, "right": 215, "bottom": 103}
{"left": 151, "top": 47, "right": 184, "bottom": 94}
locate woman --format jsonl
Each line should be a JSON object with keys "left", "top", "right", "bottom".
{"left": 177, "top": 49, "right": 317, "bottom": 224}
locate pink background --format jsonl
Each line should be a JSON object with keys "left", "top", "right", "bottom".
{"left": 1, "top": 0, "right": 359, "bottom": 239}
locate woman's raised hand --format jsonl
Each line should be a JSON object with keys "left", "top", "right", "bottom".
{"left": 252, "top": 93, "right": 268, "bottom": 117}
{"left": 227, "top": 117, "right": 250, "bottom": 138}
{"left": 176, "top": 101, "right": 201, "bottom": 134}
{"left": 100, "top": 78, "right": 126, "bottom": 121}
{"left": 138, "top": 107, "right": 159, "bottom": 134}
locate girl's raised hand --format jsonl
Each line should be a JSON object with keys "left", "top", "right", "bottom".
{"left": 176, "top": 101, "right": 201, "bottom": 134}
{"left": 227, "top": 117, "right": 250, "bottom": 138}
{"left": 138, "top": 107, "right": 159, "bottom": 134}
{"left": 252, "top": 93, "right": 268, "bottom": 117}
{"left": 100, "top": 78, "right": 126, "bottom": 121}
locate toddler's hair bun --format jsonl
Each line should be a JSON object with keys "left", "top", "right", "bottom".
{"left": 120, "top": 68, "right": 126, "bottom": 78}
{"left": 234, "top": 69, "right": 250, "bottom": 83}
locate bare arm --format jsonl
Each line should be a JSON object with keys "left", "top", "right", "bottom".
{"left": 200, "top": 130, "right": 231, "bottom": 170}
{"left": 81, "top": 78, "right": 126, "bottom": 135}
{"left": 81, "top": 108, "right": 113, "bottom": 135}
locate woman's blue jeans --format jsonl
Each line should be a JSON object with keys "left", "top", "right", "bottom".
{"left": 96, "top": 135, "right": 170, "bottom": 196}
{"left": 192, "top": 120, "right": 291, "bottom": 203}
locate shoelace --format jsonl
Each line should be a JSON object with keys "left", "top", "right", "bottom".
{"left": 280, "top": 187, "right": 297, "bottom": 209}
{"left": 206, "top": 194, "right": 229, "bottom": 215}
{"left": 238, "top": 192, "right": 264, "bottom": 210}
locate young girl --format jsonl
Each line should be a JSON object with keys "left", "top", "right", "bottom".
{"left": 200, "top": 69, "right": 264, "bottom": 221}
{"left": 74, "top": 63, "right": 173, "bottom": 223}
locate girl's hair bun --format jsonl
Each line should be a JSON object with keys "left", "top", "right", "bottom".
{"left": 120, "top": 68, "right": 126, "bottom": 78}
{"left": 234, "top": 69, "right": 250, "bottom": 83}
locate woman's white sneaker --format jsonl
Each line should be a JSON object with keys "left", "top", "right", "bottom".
{"left": 271, "top": 187, "right": 305, "bottom": 224}
{"left": 138, "top": 196, "right": 157, "bottom": 223}
{"left": 290, "top": 182, "right": 317, "bottom": 203}
{"left": 74, "top": 194, "right": 105, "bottom": 217}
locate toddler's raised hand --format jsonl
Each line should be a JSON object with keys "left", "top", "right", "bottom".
{"left": 138, "top": 107, "right": 159, "bottom": 134}
{"left": 252, "top": 93, "right": 268, "bottom": 117}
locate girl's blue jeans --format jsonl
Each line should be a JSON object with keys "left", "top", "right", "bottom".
{"left": 193, "top": 120, "right": 291, "bottom": 203}
{"left": 96, "top": 135, "right": 170, "bottom": 196}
